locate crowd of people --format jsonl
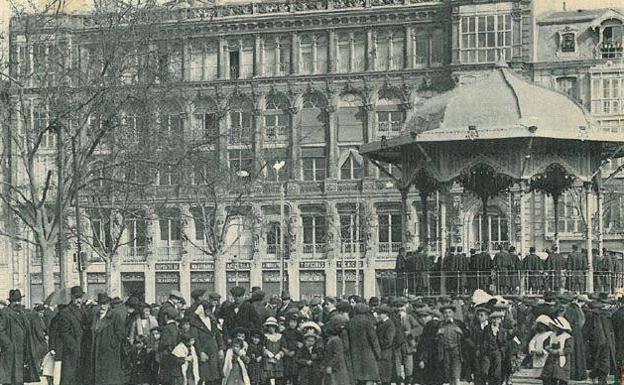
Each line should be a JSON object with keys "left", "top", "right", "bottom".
{"left": 1, "top": 283, "right": 624, "bottom": 385}
{"left": 394, "top": 245, "right": 622, "bottom": 294}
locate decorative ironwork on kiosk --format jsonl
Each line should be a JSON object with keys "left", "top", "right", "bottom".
{"left": 361, "top": 63, "right": 624, "bottom": 294}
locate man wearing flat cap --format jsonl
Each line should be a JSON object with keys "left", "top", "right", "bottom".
{"left": 437, "top": 304, "right": 464, "bottom": 385}
{"left": 158, "top": 289, "right": 184, "bottom": 327}
{"left": 376, "top": 304, "right": 396, "bottom": 385}
{"left": 52, "top": 286, "right": 88, "bottom": 385}
{"left": 0, "top": 289, "right": 40, "bottom": 385}
{"left": 220, "top": 286, "right": 261, "bottom": 339}
{"left": 465, "top": 306, "right": 490, "bottom": 385}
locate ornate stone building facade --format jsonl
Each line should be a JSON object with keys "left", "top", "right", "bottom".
{"left": 14, "top": 0, "right": 624, "bottom": 303}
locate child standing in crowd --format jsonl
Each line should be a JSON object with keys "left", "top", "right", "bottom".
{"left": 223, "top": 338, "right": 252, "bottom": 385}
{"left": 172, "top": 334, "right": 200, "bottom": 385}
{"left": 248, "top": 330, "right": 265, "bottom": 385}
{"left": 296, "top": 331, "right": 322, "bottom": 385}
{"left": 129, "top": 335, "right": 153, "bottom": 385}
{"left": 263, "top": 317, "right": 285, "bottom": 385}
{"left": 528, "top": 315, "right": 554, "bottom": 374}
{"left": 322, "top": 320, "right": 350, "bottom": 385}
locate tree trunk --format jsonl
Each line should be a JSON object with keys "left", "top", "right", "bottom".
{"left": 41, "top": 240, "right": 56, "bottom": 297}
{"left": 104, "top": 257, "right": 121, "bottom": 297}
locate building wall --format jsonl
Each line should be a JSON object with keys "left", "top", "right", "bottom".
{"left": 11, "top": 0, "right": 624, "bottom": 303}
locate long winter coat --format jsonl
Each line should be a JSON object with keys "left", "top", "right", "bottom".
{"left": 90, "top": 308, "right": 127, "bottom": 385}
{"left": 564, "top": 303, "right": 587, "bottom": 380}
{"left": 585, "top": 309, "right": 617, "bottom": 379}
{"left": 159, "top": 321, "right": 180, "bottom": 385}
{"left": 481, "top": 325, "right": 507, "bottom": 385}
{"left": 28, "top": 312, "right": 48, "bottom": 366}
{"left": 323, "top": 335, "right": 351, "bottom": 385}
{"left": 189, "top": 312, "right": 224, "bottom": 383}
{"left": 417, "top": 318, "right": 444, "bottom": 385}
{"left": 296, "top": 344, "right": 323, "bottom": 385}
{"left": 54, "top": 303, "right": 88, "bottom": 385}
{"left": 221, "top": 301, "right": 261, "bottom": 338}
{"left": 346, "top": 307, "right": 381, "bottom": 382}
{"left": 611, "top": 305, "right": 624, "bottom": 366}
{"left": 0, "top": 305, "right": 40, "bottom": 385}
{"left": 376, "top": 318, "right": 396, "bottom": 383}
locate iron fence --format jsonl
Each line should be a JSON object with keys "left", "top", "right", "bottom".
{"left": 377, "top": 270, "right": 624, "bottom": 297}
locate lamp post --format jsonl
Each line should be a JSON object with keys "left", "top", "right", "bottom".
{"left": 273, "top": 161, "right": 286, "bottom": 294}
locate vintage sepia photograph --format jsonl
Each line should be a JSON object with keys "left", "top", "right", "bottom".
{"left": 0, "top": 0, "right": 624, "bottom": 384}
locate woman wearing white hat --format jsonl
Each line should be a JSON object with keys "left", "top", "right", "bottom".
{"left": 527, "top": 315, "right": 554, "bottom": 374}
{"left": 540, "top": 316, "right": 574, "bottom": 385}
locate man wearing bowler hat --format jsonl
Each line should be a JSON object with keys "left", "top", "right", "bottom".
{"left": 53, "top": 286, "right": 89, "bottom": 385}
{"left": 0, "top": 289, "right": 40, "bottom": 385}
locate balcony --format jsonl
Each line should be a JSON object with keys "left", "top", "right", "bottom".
{"left": 337, "top": 180, "right": 360, "bottom": 193}
{"left": 228, "top": 127, "right": 251, "bottom": 145}
{"left": 303, "top": 243, "right": 326, "bottom": 256}
{"left": 263, "top": 182, "right": 284, "bottom": 195}
{"left": 123, "top": 246, "right": 147, "bottom": 263}
{"left": 601, "top": 41, "right": 623, "bottom": 59}
{"left": 377, "top": 121, "right": 403, "bottom": 139}
{"left": 378, "top": 242, "right": 401, "bottom": 254}
{"left": 156, "top": 245, "right": 183, "bottom": 261}
{"left": 299, "top": 181, "right": 324, "bottom": 194}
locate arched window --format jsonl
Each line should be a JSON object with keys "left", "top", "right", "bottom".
{"left": 265, "top": 93, "right": 290, "bottom": 144}
{"left": 228, "top": 95, "right": 253, "bottom": 145}
{"left": 300, "top": 92, "right": 327, "bottom": 145}
{"left": 302, "top": 92, "right": 327, "bottom": 109}
{"left": 376, "top": 89, "right": 405, "bottom": 139}
{"left": 472, "top": 207, "right": 509, "bottom": 250}
{"left": 340, "top": 152, "right": 362, "bottom": 180}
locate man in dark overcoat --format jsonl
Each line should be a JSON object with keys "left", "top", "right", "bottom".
{"left": 376, "top": 305, "right": 396, "bottom": 385}
{"left": 416, "top": 308, "right": 443, "bottom": 385}
{"left": 567, "top": 245, "right": 587, "bottom": 292}
{"left": 611, "top": 297, "right": 624, "bottom": 371}
{"left": 0, "top": 289, "right": 40, "bottom": 385}
{"left": 545, "top": 246, "right": 566, "bottom": 291}
{"left": 54, "top": 286, "right": 88, "bottom": 385}
{"left": 494, "top": 246, "right": 516, "bottom": 294}
{"left": 158, "top": 305, "right": 180, "bottom": 385}
{"left": 584, "top": 300, "right": 617, "bottom": 385}
{"left": 189, "top": 301, "right": 224, "bottom": 385}
{"left": 442, "top": 248, "right": 459, "bottom": 294}
{"left": 522, "top": 247, "right": 544, "bottom": 293}
{"left": 90, "top": 293, "right": 126, "bottom": 385}
{"left": 346, "top": 303, "right": 381, "bottom": 385}
{"left": 158, "top": 290, "right": 184, "bottom": 326}
{"left": 220, "top": 286, "right": 261, "bottom": 339}
{"left": 465, "top": 307, "right": 490, "bottom": 385}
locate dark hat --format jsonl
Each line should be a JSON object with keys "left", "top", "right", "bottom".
{"left": 70, "top": 286, "right": 85, "bottom": 299}
{"left": 557, "top": 292, "right": 574, "bottom": 304}
{"left": 251, "top": 286, "right": 262, "bottom": 293}
{"left": 111, "top": 297, "right": 123, "bottom": 306}
{"left": 251, "top": 290, "right": 265, "bottom": 301}
{"left": 439, "top": 304, "right": 456, "bottom": 312}
{"left": 191, "top": 289, "right": 207, "bottom": 300}
{"left": 310, "top": 297, "right": 322, "bottom": 306}
{"left": 543, "top": 291, "right": 557, "bottom": 304}
{"left": 377, "top": 304, "right": 393, "bottom": 315}
{"left": 230, "top": 286, "right": 246, "bottom": 298}
{"left": 125, "top": 296, "right": 141, "bottom": 308}
{"left": 208, "top": 292, "right": 221, "bottom": 301}
{"left": 34, "top": 303, "right": 46, "bottom": 312}
{"left": 8, "top": 289, "right": 23, "bottom": 302}
{"left": 598, "top": 292, "right": 611, "bottom": 303}
{"left": 97, "top": 293, "right": 111, "bottom": 304}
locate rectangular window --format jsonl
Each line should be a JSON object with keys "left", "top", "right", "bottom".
{"left": 18, "top": 45, "right": 30, "bottom": 80}
{"left": 159, "top": 217, "right": 181, "bottom": 242}
{"left": 377, "top": 111, "right": 404, "bottom": 138}
{"left": 460, "top": 14, "right": 512, "bottom": 64}
{"left": 303, "top": 157, "right": 326, "bottom": 181}
{"left": 229, "top": 111, "right": 252, "bottom": 145}
{"left": 378, "top": 212, "right": 402, "bottom": 252}
{"left": 266, "top": 222, "right": 281, "bottom": 255}
{"left": 591, "top": 74, "right": 624, "bottom": 115}
{"left": 158, "top": 165, "right": 179, "bottom": 186}
{"left": 192, "top": 112, "right": 217, "bottom": 141}
{"left": 229, "top": 51, "right": 240, "bottom": 79}
{"left": 302, "top": 215, "right": 326, "bottom": 254}
{"left": 264, "top": 114, "right": 289, "bottom": 143}
{"left": 127, "top": 218, "right": 148, "bottom": 248}
{"left": 339, "top": 212, "right": 362, "bottom": 253}
{"left": 91, "top": 218, "right": 112, "bottom": 249}
{"left": 337, "top": 32, "right": 365, "bottom": 73}
{"left": 228, "top": 150, "right": 253, "bottom": 177}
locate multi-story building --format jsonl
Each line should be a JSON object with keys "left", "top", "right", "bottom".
{"left": 8, "top": 0, "right": 623, "bottom": 304}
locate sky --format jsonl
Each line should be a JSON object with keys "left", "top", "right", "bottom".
{"left": 0, "top": 0, "right": 622, "bottom": 57}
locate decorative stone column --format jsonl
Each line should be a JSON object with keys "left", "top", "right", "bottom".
{"left": 290, "top": 32, "right": 299, "bottom": 75}
{"left": 366, "top": 29, "right": 375, "bottom": 71}
{"left": 254, "top": 95, "right": 266, "bottom": 171}
{"left": 288, "top": 105, "right": 300, "bottom": 180}
{"left": 363, "top": 103, "right": 376, "bottom": 177}
{"left": 325, "top": 202, "right": 339, "bottom": 297}
{"left": 219, "top": 38, "right": 229, "bottom": 79}
{"left": 448, "top": 184, "right": 465, "bottom": 249}
{"left": 254, "top": 35, "right": 263, "bottom": 77}
{"left": 362, "top": 200, "right": 378, "bottom": 298}
{"left": 217, "top": 106, "right": 229, "bottom": 168}
{"left": 404, "top": 25, "right": 413, "bottom": 69}
{"left": 439, "top": 196, "right": 447, "bottom": 294}
{"left": 179, "top": 204, "right": 193, "bottom": 300}
{"left": 213, "top": 207, "right": 228, "bottom": 298}
{"left": 287, "top": 204, "right": 301, "bottom": 299}
{"left": 325, "top": 103, "right": 338, "bottom": 179}
{"left": 328, "top": 30, "right": 336, "bottom": 73}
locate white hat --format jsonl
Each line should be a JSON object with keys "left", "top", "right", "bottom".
{"left": 552, "top": 316, "right": 572, "bottom": 332}
{"left": 534, "top": 314, "right": 553, "bottom": 327}
{"left": 472, "top": 289, "right": 493, "bottom": 307}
